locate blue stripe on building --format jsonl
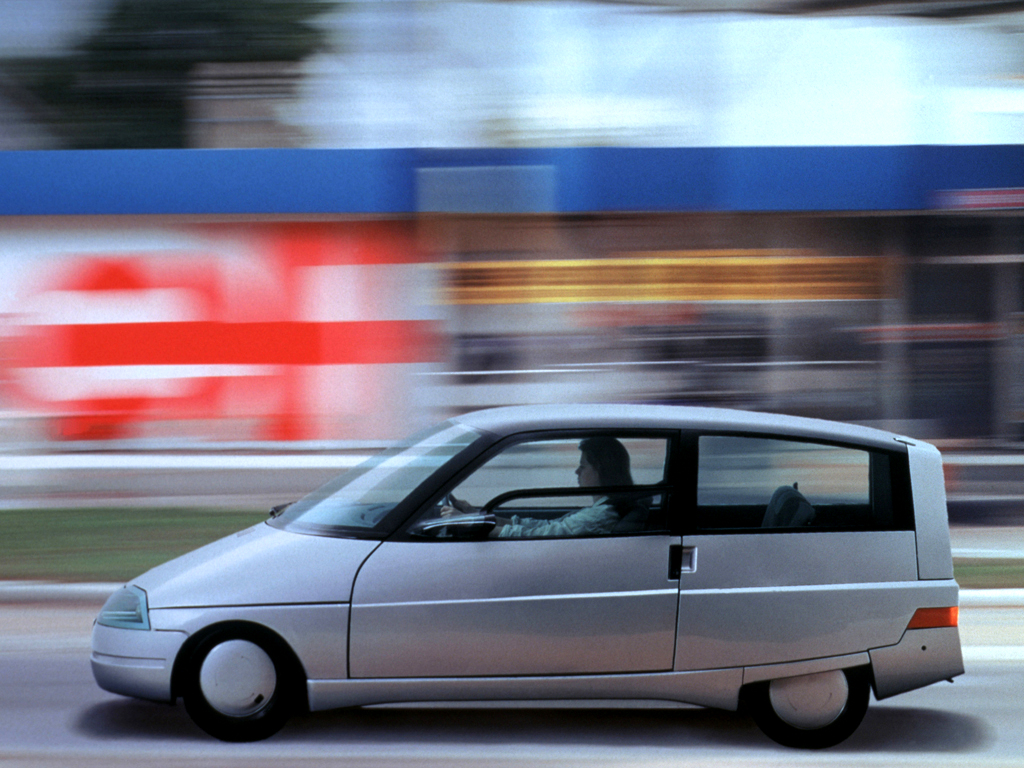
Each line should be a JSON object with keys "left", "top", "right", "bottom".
{"left": 2, "top": 146, "right": 1024, "bottom": 216}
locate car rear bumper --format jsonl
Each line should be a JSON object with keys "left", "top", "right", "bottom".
{"left": 869, "top": 626, "right": 964, "bottom": 699}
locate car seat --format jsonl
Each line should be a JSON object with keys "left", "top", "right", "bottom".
{"left": 762, "top": 484, "right": 816, "bottom": 528}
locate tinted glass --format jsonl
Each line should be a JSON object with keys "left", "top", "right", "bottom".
{"left": 455, "top": 436, "right": 669, "bottom": 508}
{"left": 271, "top": 421, "right": 482, "bottom": 536}
{"left": 416, "top": 434, "right": 672, "bottom": 538}
{"left": 696, "top": 435, "right": 910, "bottom": 531}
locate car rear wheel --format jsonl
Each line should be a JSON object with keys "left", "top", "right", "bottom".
{"left": 181, "top": 626, "right": 302, "bottom": 742}
{"left": 742, "top": 667, "right": 870, "bottom": 749}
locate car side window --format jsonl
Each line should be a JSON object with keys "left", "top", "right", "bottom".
{"left": 419, "top": 434, "right": 672, "bottom": 539}
{"left": 695, "top": 435, "right": 913, "bottom": 532}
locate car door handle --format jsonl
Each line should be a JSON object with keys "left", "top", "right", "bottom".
{"left": 669, "top": 545, "right": 697, "bottom": 579}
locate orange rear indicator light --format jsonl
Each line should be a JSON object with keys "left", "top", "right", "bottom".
{"left": 907, "top": 606, "right": 959, "bottom": 630}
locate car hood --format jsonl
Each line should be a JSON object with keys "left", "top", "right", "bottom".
{"left": 133, "top": 522, "right": 380, "bottom": 608}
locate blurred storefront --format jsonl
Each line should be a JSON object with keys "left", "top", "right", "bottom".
{"left": 0, "top": 219, "right": 443, "bottom": 442}
{"left": 423, "top": 211, "right": 1023, "bottom": 444}
{"left": 4, "top": 2, "right": 1024, "bottom": 444}
{"left": 2, "top": 208, "right": 1022, "bottom": 444}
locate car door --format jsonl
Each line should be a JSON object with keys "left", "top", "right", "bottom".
{"left": 675, "top": 432, "right": 921, "bottom": 672}
{"left": 348, "top": 432, "right": 682, "bottom": 678}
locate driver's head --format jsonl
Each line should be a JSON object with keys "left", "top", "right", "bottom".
{"left": 578, "top": 436, "right": 633, "bottom": 487}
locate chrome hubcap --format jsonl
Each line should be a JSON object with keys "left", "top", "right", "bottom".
{"left": 768, "top": 670, "right": 849, "bottom": 730}
{"left": 199, "top": 639, "right": 277, "bottom": 717}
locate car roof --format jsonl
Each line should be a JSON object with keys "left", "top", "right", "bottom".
{"left": 451, "top": 403, "right": 915, "bottom": 452}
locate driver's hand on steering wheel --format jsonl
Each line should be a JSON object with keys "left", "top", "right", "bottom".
{"left": 440, "top": 494, "right": 477, "bottom": 517}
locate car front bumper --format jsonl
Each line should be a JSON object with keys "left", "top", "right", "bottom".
{"left": 90, "top": 621, "right": 188, "bottom": 703}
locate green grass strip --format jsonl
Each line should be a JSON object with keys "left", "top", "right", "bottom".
{"left": 1, "top": 507, "right": 267, "bottom": 582}
{"left": 951, "top": 559, "right": 1024, "bottom": 590}
{"left": 3, "top": 507, "right": 1024, "bottom": 588}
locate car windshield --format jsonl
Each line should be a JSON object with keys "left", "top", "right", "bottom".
{"left": 269, "top": 420, "right": 482, "bottom": 536}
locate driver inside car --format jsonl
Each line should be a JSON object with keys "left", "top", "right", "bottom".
{"left": 441, "top": 436, "right": 634, "bottom": 537}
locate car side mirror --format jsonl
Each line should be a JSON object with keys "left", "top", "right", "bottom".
{"left": 269, "top": 501, "right": 294, "bottom": 519}
{"left": 411, "top": 513, "right": 497, "bottom": 539}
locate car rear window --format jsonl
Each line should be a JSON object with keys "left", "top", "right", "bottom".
{"left": 694, "top": 435, "right": 913, "bottom": 532}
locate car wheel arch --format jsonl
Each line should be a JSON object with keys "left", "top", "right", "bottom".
{"left": 740, "top": 665, "right": 872, "bottom": 749}
{"left": 170, "top": 619, "right": 308, "bottom": 711}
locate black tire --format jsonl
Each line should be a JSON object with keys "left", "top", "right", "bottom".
{"left": 180, "top": 625, "right": 303, "bottom": 742}
{"left": 742, "top": 666, "right": 871, "bottom": 749}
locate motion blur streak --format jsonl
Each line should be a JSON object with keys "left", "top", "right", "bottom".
{"left": 1, "top": 222, "right": 441, "bottom": 442}
{"left": 439, "top": 254, "right": 886, "bottom": 304}
{"left": 3, "top": 2, "right": 1024, "bottom": 446}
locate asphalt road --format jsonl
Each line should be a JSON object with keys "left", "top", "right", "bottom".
{"left": 0, "top": 601, "right": 1021, "bottom": 768}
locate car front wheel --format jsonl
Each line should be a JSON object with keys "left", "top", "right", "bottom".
{"left": 181, "top": 626, "right": 303, "bottom": 742}
{"left": 742, "top": 666, "right": 871, "bottom": 749}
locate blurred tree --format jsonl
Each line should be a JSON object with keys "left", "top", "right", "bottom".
{"left": 6, "top": 0, "right": 337, "bottom": 148}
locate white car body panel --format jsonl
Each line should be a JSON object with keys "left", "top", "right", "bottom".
{"left": 308, "top": 667, "right": 745, "bottom": 712}
{"left": 91, "top": 623, "right": 188, "bottom": 703}
{"left": 150, "top": 604, "right": 351, "bottom": 681}
{"left": 133, "top": 523, "right": 378, "bottom": 608}
{"left": 676, "top": 578, "right": 959, "bottom": 672}
{"left": 907, "top": 441, "right": 956, "bottom": 580}
{"left": 349, "top": 535, "right": 680, "bottom": 678}
{"left": 870, "top": 626, "right": 964, "bottom": 699}
{"left": 675, "top": 531, "right": 919, "bottom": 670}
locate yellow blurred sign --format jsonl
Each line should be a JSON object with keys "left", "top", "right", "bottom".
{"left": 439, "top": 251, "right": 885, "bottom": 304}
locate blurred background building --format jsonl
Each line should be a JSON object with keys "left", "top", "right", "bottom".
{"left": 3, "top": 0, "right": 1024, "bottom": 446}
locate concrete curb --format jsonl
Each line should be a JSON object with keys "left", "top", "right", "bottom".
{"left": 0, "top": 582, "right": 122, "bottom": 603}
{"left": 1, "top": 582, "right": 1023, "bottom": 606}
{"left": 959, "top": 588, "right": 1024, "bottom": 607}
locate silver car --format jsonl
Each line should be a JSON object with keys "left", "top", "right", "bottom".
{"left": 91, "top": 404, "right": 964, "bottom": 748}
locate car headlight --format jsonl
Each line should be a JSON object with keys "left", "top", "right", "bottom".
{"left": 97, "top": 585, "right": 151, "bottom": 630}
